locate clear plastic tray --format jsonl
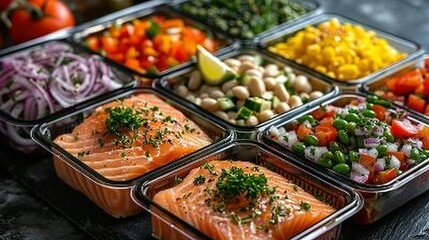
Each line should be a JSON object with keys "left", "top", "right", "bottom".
{"left": 171, "top": 0, "right": 322, "bottom": 42}
{"left": 156, "top": 47, "right": 338, "bottom": 138}
{"left": 259, "top": 13, "right": 424, "bottom": 90}
{"left": 72, "top": 5, "right": 237, "bottom": 78}
{"left": 259, "top": 93, "right": 429, "bottom": 224}
{"left": 132, "top": 140, "right": 362, "bottom": 239}
{"left": 361, "top": 54, "right": 429, "bottom": 119}
{"left": 31, "top": 87, "right": 234, "bottom": 218}
{"left": 0, "top": 39, "right": 136, "bottom": 153}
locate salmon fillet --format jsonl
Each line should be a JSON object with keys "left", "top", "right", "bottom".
{"left": 153, "top": 160, "right": 335, "bottom": 239}
{"left": 54, "top": 93, "right": 212, "bottom": 181}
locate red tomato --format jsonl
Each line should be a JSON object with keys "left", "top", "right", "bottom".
{"left": 314, "top": 125, "right": 337, "bottom": 146}
{"left": 319, "top": 117, "right": 334, "bottom": 126}
{"left": 391, "top": 69, "right": 423, "bottom": 96}
{"left": 372, "top": 104, "right": 386, "bottom": 121}
{"left": 311, "top": 108, "right": 335, "bottom": 120}
{"left": 390, "top": 119, "right": 419, "bottom": 138}
{"left": 407, "top": 94, "right": 426, "bottom": 113}
{"left": 9, "top": 0, "right": 75, "bottom": 44}
{"left": 374, "top": 168, "right": 397, "bottom": 184}
{"left": 296, "top": 124, "right": 313, "bottom": 141}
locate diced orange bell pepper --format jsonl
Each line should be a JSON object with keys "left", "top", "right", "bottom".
{"left": 374, "top": 168, "right": 397, "bottom": 184}
{"left": 406, "top": 94, "right": 426, "bottom": 113}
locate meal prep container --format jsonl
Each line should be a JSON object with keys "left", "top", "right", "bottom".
{"left": 171, "top": 0, "right": 322, "bottom": 42}
{"left": 31, "top": 87, "right": 234, "bottom": 218}
{"left": 0, "top": 39, "right": 136, "bottom": 153}
{"left": 157, "top": 47, "right": 338, "bottom": 138}
{"left": 361, "top": 54, "right": 429, "bottom": 118}
{"left": 259, "top": 13, "right": 423, "bottom": 91}
{"left": 72, "top": 4, "right": 237, "bottom": 79}
{"left": 132, "top": 140, "right": 363, "bottom": 240}
{"left": 259, "top": 93, "right": 429, "bottom": 224}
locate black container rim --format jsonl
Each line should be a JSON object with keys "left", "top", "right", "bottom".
{"left": 258, "top": 12, "right": 424, "bottom": 87}
{"left": 170, "top": 0, "right": 323, "bottom": 44}
{"left": 131, "top": 139, "right": 363, "bottom": 240}
{"left": 31, "top": 86, "right": 235, "bottom": 188}
{"left": 0, "top": 39, "right": 138, "bottom": 127}
{"left": 71, "top": 4, "right": 240, "bottom": 79}
{"left": 155, "top": 46, "right": 340, "bottom": 134}
{"left": 258, "top": 92, "right": 429, "bottom": 192}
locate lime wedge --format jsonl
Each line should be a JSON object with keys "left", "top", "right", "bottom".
{"left": 196, "top": 45, "right": 238, "bottom": 86}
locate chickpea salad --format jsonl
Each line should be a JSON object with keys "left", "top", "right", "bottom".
{"left": 268, "top": 95, "right": 429, "bottom": 185}
{"left": 171, "top": 52, "right": 327, "bottom": 127}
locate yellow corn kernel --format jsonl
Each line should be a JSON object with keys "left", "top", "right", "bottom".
{"left": 338, "top": 64, "right": 359, "bottom": 80}
{"left": 306, "top": 44, "right": 321, "bottom": 57}
{"left": 315, "top": 66, "right": 327, "bottom": 73}
{"left": 321, "top": 46, "right": 336, "bottom": 62}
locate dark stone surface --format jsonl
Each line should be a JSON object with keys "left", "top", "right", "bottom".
{"left": 1, "top": 0, "right": 429, "bottom": 240}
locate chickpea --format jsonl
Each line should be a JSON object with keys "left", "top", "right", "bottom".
{"left": 264, "top": 68, "right": 280, "bottom": 78}
{"left": 239, "top": 61, "right": 256, "bottom": 73}
{"left": 186, "top": 94, "right": 196, "bottom": 103}
{"left": 201, "top": 98, "right": 218, "bottom": 111}
{"left": 176, "top": 85, "right": 188, "bottom": 97}
{"left": 300, "top": 92, "right": 310, "bottom": 100}
{"left": 188, "top": 70, "right": 202, "bottom": 91}
{"left": 309, "top": 91, "right": 324, "bottom": 100}
{"left": 229, "top": 119, "right": 237, "bottom": 125}
{"left": 246, "top": 116, "right": 259, "bottom": 126}
{"left": 246, "top": 69, "right": 263, "bottom": 79}
{"left": 238, "top": 55, "right": 255, "bottom": 62}
{"left": 222, "top": 80, "right": 239, "bottom": 93}
{"left": 200, "top": 93, "right": 209, "bottom": 98}
{"left": 227, "top": 111, "right": 236, "bottom": 119}
{"left": 263, "top": 77, "right": 276, "bottom": 90}
{"left": 232, "top": 86, "right": 250, "bottom": 100}
{"left": 287, "top": 73, "right": 297, "bottom": 85}
{"left": 257, "top": 110, "right": 275, "bottom": 122}
{"left": 289, "top": 95, "right": 303, "bottom": 108}
{"left": 275, "top": 102, "right": 291, "bottom": 114}
{"left": 274, "top": 83, "right": 290, "bottom": 102}
{"left": 248, "top": 76, "right": 266, "bottom": 97}
{"left": 293, "top": 75, "right": 312, "bottom": 93}
{"left": 264, "top": 63, "right": 279, "bottom": 72}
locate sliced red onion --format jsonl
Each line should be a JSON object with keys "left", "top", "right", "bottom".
{"left": 305, "top": 146, "right": 328, "bottom": 162}
{"left": 350, "top": 171, "right": 369, "bottom": 183}
{"left": 401, "top": 144, "right": 412, "bottom": 157}
{"left": 386, "top": 142, "right": 398, "bottom": 152}
{"left": 352, "top": 162, "right": 370, "bottom": 176}
{"left": 364, "top": 138, "right": 380, "bottom": 148}
{"left": 354, "top": 127, "right": 367, "bottom": 136}
{"left": 375, "top": 158, "right": 386, "bottom": 172}
{"left": 282, "top": 131, "right": 298, "bottom": 148}
{"left": 372, "top": 126, "right": 384, "bottom": 136}
{"left": 389, "top": 155, "right": 401, "bottom": 170}
{"left": 367, "top": 148, "right": 379, "bottom": 159}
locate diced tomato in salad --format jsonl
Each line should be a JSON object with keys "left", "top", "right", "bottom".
{"left": 84, "top": 15, "right": 221, "bottom": 74}
{"left": 269, "top": 95, "right": 429, "bottom": 185}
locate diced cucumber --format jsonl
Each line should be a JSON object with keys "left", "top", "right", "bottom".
{"left": 235, "top": 106, "right": 253, "bottom": 120}
{"left": 238, "top": 74, "right": 251, "bottom": 85}
{"left": 217, "top": 97, "right": 235, "bottom": 111}
{"left": 271, "top": 96, "right": 280, "bottom": 108}
{"left": 253, "top": 55, "right": 263, "bottom": 65}
{"left": 262, "top": 91, "right": 273, "bottom": 100}
{"left": 275, "top": 75, "right": 288, "bottom": 84}
{"left": 244, "top": 97, "right": 271, "bottom": 112}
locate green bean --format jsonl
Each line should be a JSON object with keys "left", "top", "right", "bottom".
{"left": 332, "top": 163, "right": 350, "bottom": 174}
{"left": 333, "top": 118, "right": 347, "bottom": 130}
{"left": 410, "top": 148, "right": 421, "bottom": 161}
{"left": 298, "top": 115, "right": 317, "bottom": 126}
{"left": 362, "top": 109, "right": 376, "bottom": 118}
{"left": 376, "top": 144, "right": 388, "bottom": 156}
{"left": 345, "top": 113, "right": 360, "bottom": 123}
{"left": 349, "top": 151, "right": 359, "bottom": 162}
{"left": 329, "top": 142, "right": 341, "bottom": 152}
{"left": 346, "top": 122, "right": 357, "bottom": 134}
{"left": 338, "top": 130, "right": 350, "bottom": 145}
{"left": 383, "top": 132, "right": 395, "bottom": 143}
{"left": 292, "top": 142, "right": 305, "bottom": 156}
{"left": 333, "top": 150, "right": 346, "bottom": 164}
{"left": 318, "top": 152, "right": 333, "bottom": 168}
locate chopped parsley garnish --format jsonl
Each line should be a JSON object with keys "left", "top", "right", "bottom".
{"left": 173, "top": 176, "right": 183, "bottom": 185}
{"left": 183, "top": 192, "right": 192, "bottom": 200}
{"left": 193, "top": 175, "right": 206, "bottom": 185}
{"left": 201, "top": 162, "right": 217, "bottom": 175}
{"left": 106, "top": 104, "right": 143, "bottom": 148}
{"left": 299, "top": 201, "right": 311, "bottom": 211}
{"left": 77, "top": 150, "right": 90, "bottom": 157}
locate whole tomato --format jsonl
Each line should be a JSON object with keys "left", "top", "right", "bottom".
{"left": 8, "top": 0, "right": 75, "bottom": 44}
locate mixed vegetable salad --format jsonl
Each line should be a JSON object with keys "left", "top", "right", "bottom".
{"left": 0, "top": 42, "right": 124, "bottom": 151}
{"left": 372, "top": 58, "right": 429, "bottom": 115}
{"left": 84, "top": 14, "right": 221, "bottom": 74}
{"left": 269, "top": 95, "right": 429, "bottom": 184}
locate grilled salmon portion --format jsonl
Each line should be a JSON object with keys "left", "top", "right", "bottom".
{"left": 54, "top": 93, "right": 212, "bottom": 181}
{"left": 153, "top": 160, "right": 335, "bottom": 239}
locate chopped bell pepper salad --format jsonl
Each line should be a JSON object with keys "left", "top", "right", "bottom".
{"left": 372, "top": 58, "right": 429, "bottom": 115}
{"left": 83, "top": 15, "right": 221, "bottom": 74}
{"left": 269, "top": 95, "right": 429, "bottom": 185}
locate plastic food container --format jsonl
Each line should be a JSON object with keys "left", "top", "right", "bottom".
{"left": 132, "top": 140, "right": 362, "bottom": 239}
{"left": 260, "top": 13, "right": 423, "bottom": 91}
{"left": 73, "top": 5, "right": 236, "bottom": 78}
{"left": 172, "top": 0, "right": 321, "bottom": 42}
{"left": 31, "top": 87, "right": 234, "bottom": 218}
{"left": 0, "top": 40, "right": 136, "bottom": 153}
{"left": 362, "top": 54, "right": 429, "bottom": 118}
{"left": 157, "top": 47, "right": 337, "bottom": 138}
{"left": 260, "top": 93, "right": 429, "bottom": 224}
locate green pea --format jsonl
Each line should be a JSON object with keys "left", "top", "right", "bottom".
{"left": 345, "top": 113, "right": 360, "bottom": 123}
{"left": 346, "top": 122, "right": 357, "bottom": 134}
{"left": 333, "top": 150, "right": 346, "bottom": 164}
{"left": 374, "top": 99, "right": 391, "bottom": 108}
{"left": 333, "top": 118, "right": 348, "bottom": 130}
{"left": 338, "top": 130, "right": 350, "bottom": 145}
{"left": 332, "top": 163, "right": 350, "bottom": 174}
{"left": 318, "top": 155, "right": 333, "bottom": 168}
{"left": 305, "top": 135, "right": 319, "bottom": 146}
{"left": 362, "top": 109, "right": 376, "bottom": 118}
{"left": 383, "top": 132, "right": 395, "bottom": 143}
{"left": 292, "top": 142, "right": 305, "bottom": 156}
{"left": 366, "top": 95, "right": 378, "bottom": 103}
{"left": 298, "top": 115, "right": 316, "bottom": 126}
{"left": 321, "top": 151, "right": 334, "bottom": 160}
{"left": 366, "top": 103, "right": 374, "bottom": 109}
{"left": 376, "top": 144, "right": 388, "bottom": 156}
{"left": 349, "top": 151, "right": 359, "bottom": 162}
{"left": 349, "top": 135, "right": 356, "bottom": 147}
{"left": 329, "top": 142, "right": 341, "bottom": 152}
{"left": 410, "top": 148, "right": 421, "bottom": 161}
